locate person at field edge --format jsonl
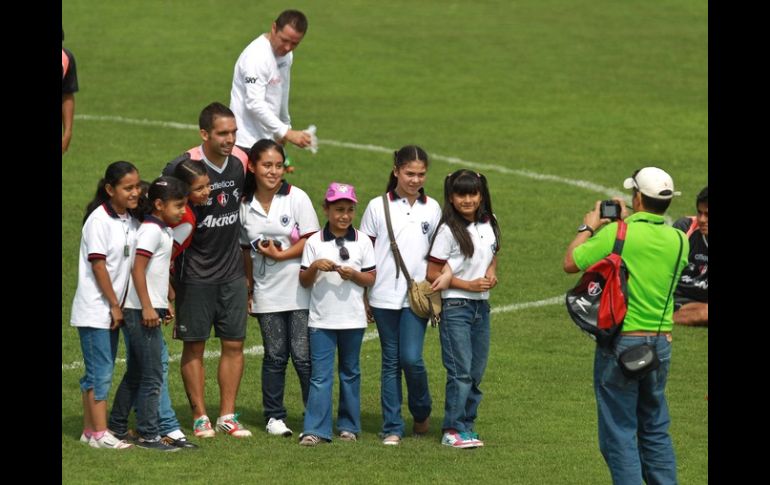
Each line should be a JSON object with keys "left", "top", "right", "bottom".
{"left": 298, "top": 182, "right": 376, "bottom": 446}
{"left": 359, "top": 145, "right": 443, "bottom": 445}
{"left": 239, "top": 139, "right": 320, "bottom": 437}
{"left": 108, "top": 177, "right": 188, "bottom": 452}
{"left": 426, "top": 169, "right": 500, "bottom": 449}
{"left": 672, "top": 186, "right": 708, "bottom": 326}
{"left": 62, "top": 28, "right": 78, "bottom": 154}
{"left": 70, "top": 161, "right": 141, "bottom": 449}
{"left": 162, "top": 102, "right": 252, "bottom": 438}
{"left": 563, "top": 166, "right": 688, "bottom": 484}
{"left": 229, "top": 9, "right": 312, "bottom": 156}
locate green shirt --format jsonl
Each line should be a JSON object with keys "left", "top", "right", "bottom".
{"left": 572, "top": 212, "right": 689, "bottom": 333}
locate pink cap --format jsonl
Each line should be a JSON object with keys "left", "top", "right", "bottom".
{"left": 325, "top": 182, "right": 358, "bottom": 203}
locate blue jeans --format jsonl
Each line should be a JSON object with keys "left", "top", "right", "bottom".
{"left": 371, "top": 306, "right": 431, "bottom": 437}
{"left": 439, "top": 298, "right": 490, "bottom": 433}
{"left": 78, "top": 327, "right": 119, "bottom": 401}
{"left": 257, "top": 310, "right": 311, "bottom": 421}
{"left": 109, "top": 331, "right": 182, "bottom": 436}
{"left": 302, "top": 327, "right": 365, "bottom": 440}
{"left": 108, "top": 309, "right": 165, "bottom": 440}
{"left": 594, "top": 335, "right": 677, "bottom": 485}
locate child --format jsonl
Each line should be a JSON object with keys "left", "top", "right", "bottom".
{"left": 108, "top": 176, "right": 188, "bottom": 451}
{"left": 426, "top": 169, "right": 500, "bottom": 449}
{"left": 297, "top": 182, "right": 376, "bottom": 446}
{"left": 171, "top": 158, "right": 211, "bottom": 259}
{"left": 240, "top": 139, "right": 320, "bottom": 437}
{"left": 70, "top": 161, "right": 141, "bottom": 449}
{"left": 359, "top": 145, "right": 442, "bottom": 445}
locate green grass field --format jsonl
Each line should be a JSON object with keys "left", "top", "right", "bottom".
{"left": 62, "top": 1, "right": 708, "bottom": 483}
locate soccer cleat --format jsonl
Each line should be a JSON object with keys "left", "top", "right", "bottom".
{"left": 441, "top": 430, "right": 478, "bottom": 449}
{"left": 216, "top": 413, "right": 253, "bottom": 438}
{"left": 266, "top": 417, "right": 293, "bottom": 437}
{"left": 193, "top": 416, "right": 216, "bottom": 438}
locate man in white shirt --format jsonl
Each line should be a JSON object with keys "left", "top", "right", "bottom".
{"left": 230, "top": 10, "right": 312, "bottom": 153}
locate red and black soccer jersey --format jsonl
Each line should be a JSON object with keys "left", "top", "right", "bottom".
{"left": 673, "top": 216, "right": 708, "bottom": 303}
{"left": 62, "top": 48, "right": 78, "bottom": 94}
{"left": 163, "top": 149, "right": 245, "bottom": 284}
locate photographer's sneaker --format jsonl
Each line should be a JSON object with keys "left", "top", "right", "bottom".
{"left": 193, "top": 415, "right": 216, "bottom": 438}
{"left": 441, "top": 430, "right": 477, "bottom": 449}
{"left": 266, "top": 417, "right": 293, "bottom": 437}
{"left": 216, "top": 413, "right": 252, "bottom": 438}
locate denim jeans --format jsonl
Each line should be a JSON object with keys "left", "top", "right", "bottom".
{"left": 594, "top": 335, "right": 677, "bottom": 485}
{"left": 371, "top": 306, "right": 431, "bottom": 437}
{"left": 302, "top": 327, "right": 365, "bottom": 440}
{"left": 438, "top": 298, "right": 490, "bottom": 433}
{"left": 108, "top": 309, "right": 165, "bottom": 440}
{"left": 78, "top": 327, "right": 119, "bottom": 401}
{"left": 256, "top": 310, "right": 311, "bottom": 421}
{"left": 109, "top": 330, "right": 182, "bottom": 436}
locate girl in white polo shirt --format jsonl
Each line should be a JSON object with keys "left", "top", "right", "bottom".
{"left": 359, "top": 145, "right": 442, "bottom": 445}
{"left": 426, "top": 169, "right": 500, "bottom": 450}
{"left": 298, "top": 182, "right": 376, "bottom": 446}
{"left": 240, "top": 139, "right": 320, "bottom": 437}
{"left": 70, "top": 161, "right": 142, "bottom": 450}
{"left": 108, "top": 176, "right": 188, "bottom": 452}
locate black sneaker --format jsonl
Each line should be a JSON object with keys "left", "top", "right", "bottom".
{"left": 108, "top": 428, "right": 138, "bottom": 442}
{"left": 136, "top": 437, "right": 181, "bottom": 452}
{"left": 161, "top": 435, "right": 199, "bottom": 449}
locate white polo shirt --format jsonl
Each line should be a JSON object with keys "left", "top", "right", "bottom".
{"left": 240, "top": 182, "right": 320, "bottom": 313}
{"left": 71, "top": 203, "right": 139, "bottom": 328}
{"left": 230, "top": 34, "right": 293, "bottom": 148}
{"left": 359, "top": 191, "right": 442, "bottom": 309}
{"left": 300, "top": 225, "right": 376, "bottom": 329}
{"left": 428, "top": 218, "right": 498, "bottom": 301}
{"left": 124, "top": 216, "right": 174, "bottom": 310}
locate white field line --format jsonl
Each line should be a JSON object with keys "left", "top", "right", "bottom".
{"left": 61, "top": 296, "right": 563, "bottom": 371}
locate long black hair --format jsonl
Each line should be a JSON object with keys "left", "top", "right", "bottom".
{"left": 82, "top": 161, "right": 138, "bottom": 224}
{"left": 244, "top": 139, "right": 286, "bottom": 201}
{"left": 385, "top": 145, "right": 429, "bottom": 193}
{"left": 429, "top": 169, "right": 501, "bottom": 259}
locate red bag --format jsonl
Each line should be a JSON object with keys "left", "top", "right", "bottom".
{"left": 565, "top": 221, "right": 629, "bottom": 348}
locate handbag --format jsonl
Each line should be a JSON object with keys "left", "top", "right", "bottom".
{"left": 381, "top": 194, "right": 441, "bottom": 326}
{"left": 617, "top": 230, "right": 683, "bottom": 379}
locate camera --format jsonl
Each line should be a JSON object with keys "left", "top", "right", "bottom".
{"left": 250, "top": 237, "right": 282, "bottom": 252}
{"left": 600, "top": 200, "right": 621, "bottom": 220}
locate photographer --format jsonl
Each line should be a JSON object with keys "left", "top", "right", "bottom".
{"left": 563, "top": 167, "right": 688, "bottom": 484}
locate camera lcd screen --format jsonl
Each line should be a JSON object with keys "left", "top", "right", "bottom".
{"left": 601, "top": 202, "right": 620, "bottom": 219}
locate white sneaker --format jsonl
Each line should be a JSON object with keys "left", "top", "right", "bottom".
{"left": 79, "top": 432, "right": 90, "bottom": 444}
{"left": 266, "top": 417, "right": 293, "bottom": 437}
{"left": 91, "top": 431, "right": 133, "bottom": 449}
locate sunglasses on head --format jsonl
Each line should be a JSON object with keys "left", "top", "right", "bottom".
{"left": 335, "top": 237, "right": 350, "bottom": 261}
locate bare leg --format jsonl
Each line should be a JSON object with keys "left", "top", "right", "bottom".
{"left": 83, "top": 389, "right": 108, "bottom": 431}
{"left": 180, "top": 341, "right": 208, "bottom": 419}
{"left": 673, "top": 302, "right": 708, "bottom": 326}
{"left": 218, "top": 339, "right": 245, "bottom": 416}
{"left": 82, "top": 391, "right": 94, "bottom": 431}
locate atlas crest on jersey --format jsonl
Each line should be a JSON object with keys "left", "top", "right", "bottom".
{"left": 421, "top": 221, "right": 430, "bottom": 234}
{"left": 217, "top": 192, "right": 229, "bottom": 207}
{"left": 280, "top": 215, "right": 291, "bottom": 226}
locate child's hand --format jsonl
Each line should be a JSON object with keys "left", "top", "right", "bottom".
{"left": 335, "top": 265, "right": 355, "bottom": 280}
{"left": 164, "top": 304, "right": 175, "bottom": 326}
{"left": 259, "top": 241, "right": 283, "bottom": 260}
{"left": 142, "top": 308, "right": 161, "bottom": 327}
{"left": 313, "top": 259, "right": 337, "bottom": 272}
{"left": 109, "top": 305, "right": 124, "bottom": 330}
{"left": 431, "top": 270, "right": 453, "bottom": 291}
{"left": 484, "top": 270, "right": 498, "bottom": 289}
{"left": 468, "top": 277, "right": 494, "bottom": 292}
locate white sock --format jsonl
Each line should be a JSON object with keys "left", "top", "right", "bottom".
{"left": 166, "top": 429, "right": 185, "bottom": 440}
{"left": 217, "top": 413, "right": 234, "bottom": 424}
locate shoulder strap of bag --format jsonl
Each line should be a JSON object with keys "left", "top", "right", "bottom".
{"left": 612, "top": 220, "right": 627, "bottom": 255}
{"left": 381, "top": 194, "right": 413, "bottom": 285}
{"left": 653, "top": 229, "right": 685, "bottom": 337}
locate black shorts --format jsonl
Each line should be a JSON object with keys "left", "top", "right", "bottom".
{"left": 174, "top": 277, "right": 248, "bottom": 341}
